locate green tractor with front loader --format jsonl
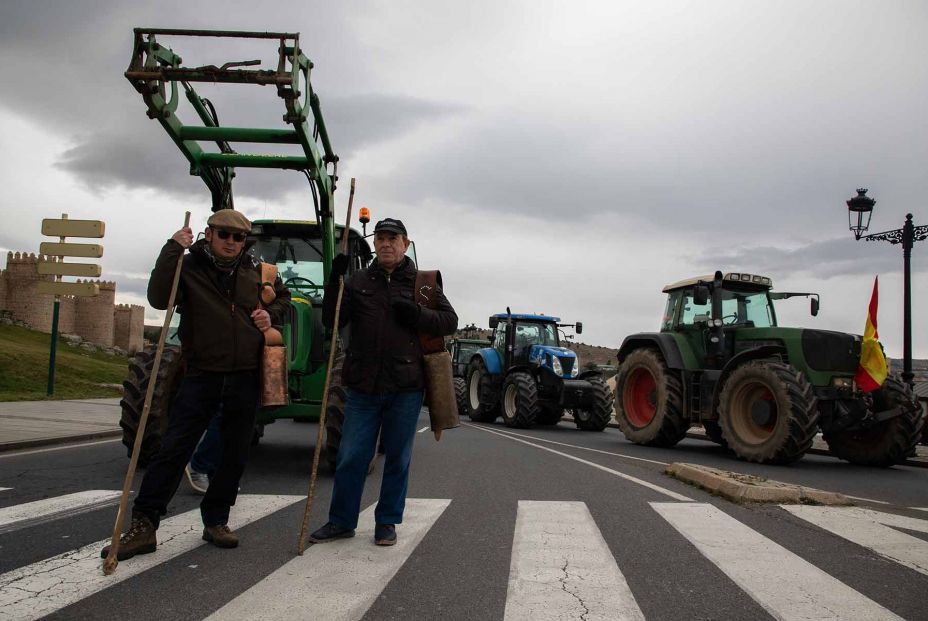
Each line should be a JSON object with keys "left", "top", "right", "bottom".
{"left": 117, "top": 29, "right": 371, "bottom": 467}
{"left": 614, "top": 270, "right": 923, "bottom": 466}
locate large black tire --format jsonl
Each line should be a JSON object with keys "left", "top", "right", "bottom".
{"left": 536, "top": 404, "right": 564, "bottom": 425}
{"left": 501, "top": 371, "right": 539, "bottom": 428}
{"left": 823, "top": 375, "right": 922, "bottom": 467}
{"left": 703, "top": 420, "right": 728, "bottom": 448}
{"left": 718, "top": 361, "right": 818, "bottom": 464}
{"left": 453, "top": 377, "right": 467, "bottom": 416}
{"left": 119, "top": 344, "right": 184, "bottom": 467}
{"left": 614, "top": 349, "right": 689, "bottom": 447}
{"left": 465, "top": 357, "right": 500, "bottom": 422}
{"left": 573, "top": 376, "right": 613, "bottom": 431}
{"left": 324, "top": 353, "right": 347, "bottom": 472}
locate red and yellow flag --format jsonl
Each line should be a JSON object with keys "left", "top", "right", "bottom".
{"left": 854, "top": 276, "right": 888, "bottom": 392}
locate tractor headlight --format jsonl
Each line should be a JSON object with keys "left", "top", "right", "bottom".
{"left": 570, "top": 360, "right": 579, "bottom": 377}
{"left": 832, "top": 377, "right": 853, "bottom": 388}
{"left": 551, "top": 355, "right": 564, "bottom": 377}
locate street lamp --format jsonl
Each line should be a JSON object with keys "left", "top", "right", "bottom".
{"left": 845, "top": 188, "right": 928, "bottom": 386}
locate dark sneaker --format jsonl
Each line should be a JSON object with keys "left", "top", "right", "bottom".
{"left": 308, "top": 522, "right": 355, "bottom": 544}
{"left": 203, "top": 524, "right": 239, "bottom": 548}
{"left": 185, "top": 464, "right": 209, "bottom": 495}
{"left": 374, "top": 523, "right": 396, "bottom": 546}
{"left": 100, "top": 515, "right": 157, "bottom": 560}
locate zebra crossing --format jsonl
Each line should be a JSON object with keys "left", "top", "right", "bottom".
{"left": 0, "top": 488, "right": 926, "bottom": 620}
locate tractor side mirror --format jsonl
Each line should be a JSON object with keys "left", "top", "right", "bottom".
{"left": 693, "top": 286, "right": 709, "bottom": 306}
{"left": 575, "top": 321, "right": 583, "bottom": 334}
{"left": 489, "top": 317, "right": 499, "bottom": 329}
{"left": 811, "top": 297, "right": 820, "bottom": 317}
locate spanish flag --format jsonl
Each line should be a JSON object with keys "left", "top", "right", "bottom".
{"left": 854, "top": 276, "right": 889, "bottom": 392}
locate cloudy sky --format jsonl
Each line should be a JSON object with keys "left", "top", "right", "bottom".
{"left": 1, "top": 1, "right": 926, "bottom": 358}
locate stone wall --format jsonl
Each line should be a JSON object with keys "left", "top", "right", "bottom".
{"left": 73, "top": 281, "right": 116, "bottom": 347}
{"left": 114, "top": 304, "right": 145, "bottom": 354}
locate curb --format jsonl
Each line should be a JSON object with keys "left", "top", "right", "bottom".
{"left": 666, "top": 462, "right": 852, "bottom": 505}
{"left": 0, "top": 429, "right": 122, "bottom": 453}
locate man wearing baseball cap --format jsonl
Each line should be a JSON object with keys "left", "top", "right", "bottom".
{"left": 309, "top": 217, "right": 457, "bottom": 546}
{"left": 102, "top": 209, "right": 290, "bottom": 560}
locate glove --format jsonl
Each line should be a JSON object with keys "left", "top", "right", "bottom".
{"left": 391, "top": 296, "right": 420, "bottom": 328}
{"left": 330, "top": 253, "right": 349, "bottom": 280}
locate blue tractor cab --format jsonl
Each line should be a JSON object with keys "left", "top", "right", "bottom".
{"left": 464, "top": 311, "right": 613, "bottom": 430}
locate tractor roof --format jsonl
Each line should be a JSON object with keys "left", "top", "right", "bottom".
{"left": 491, "top": 313, "right": 560, "bottom": 323}
{"left": 662, "top": 272, "right": 773, "bottom": 293}
{"left": 250, "top": 220, "right": 363, "bottom": 237}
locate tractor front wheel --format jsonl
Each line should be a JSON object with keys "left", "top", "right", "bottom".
{"left": 824, "top": 375, "right": 922, "bottom": 466}
{"left": 703, "top": 420, "right": 728, "bottom": 448}
{"left": 119, "top": 344, "right": 184, "bottom": 467}
{"left": 501, "top": 372, "right": 539, "bottom": 428}
{"left": 573, "top": 377, "right": 613, "bottom": 431}
{"left": 453, "top": 377, "right": 467, "bottom": 416}
{"left": 324, "top": 353, "right": 347, "bottom": 472}
{"left": 719, "top": 361, "right": 818, "bottom": 464}
{"left": 615, "top": 349, "right": 688, "bottom": 446}
{"left": 465, "top": 357, "right": 499, "bottom": 422}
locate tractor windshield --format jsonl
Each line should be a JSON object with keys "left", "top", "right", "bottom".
{"left": 515, "top": 322, "right": 558, "bottom": 347}
{"left": 456, "top": 342, "right": 481, "bottom": 362}
{"left": 719, "top": 288, "right": 775, "bottom": 327}
{"left": 250, "top": 236, "right": 325, "bottom": 291}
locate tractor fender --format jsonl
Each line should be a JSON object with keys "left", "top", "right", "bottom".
{"left": 617, "top": 333, "right": 685, "bottom": 370}
{"left": 474, "top": 347, "right": 503, "bottom": 375}
{"left": 711, "top": 344, "right": 789, "bottom": 415}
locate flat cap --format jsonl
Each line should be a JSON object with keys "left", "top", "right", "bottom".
{"left": 373, "top": 217, "right": 407, "bottom": 236}
{"left": 207, "top": 210, "right": 252, "bottom": 233}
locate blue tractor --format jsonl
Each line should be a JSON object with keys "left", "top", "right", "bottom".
{"left": 464, "top": 312, "right": 613, "bottom": 430}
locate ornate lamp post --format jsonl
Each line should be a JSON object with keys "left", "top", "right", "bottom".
{"left": 845, "top": 188, "right": 928, "bottom": 386}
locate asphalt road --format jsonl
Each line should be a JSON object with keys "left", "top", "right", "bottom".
{"left": 1, "top": 413, "right": 926, "bottom": 620}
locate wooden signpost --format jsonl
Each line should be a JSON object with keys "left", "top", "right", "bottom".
{"left": 38, "top": 214, "right": 105, "bottom": 395}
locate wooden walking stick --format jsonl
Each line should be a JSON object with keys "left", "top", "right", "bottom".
{"left": 103, "top": 211, "right": 191, "bottom": 575}
{"left": 297, "top": 178, "right": 355, "bottom": 554}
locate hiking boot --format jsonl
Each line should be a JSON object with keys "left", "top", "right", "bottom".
{"left": 374, "top": 523, "right": 396, "bottom": 546}
{"left": 100, "top": 515, "right": 157, "bottom": 560}
{"left": 185, "top": 464, "right": 209, "bottom": 495}
{"left": 202, "top": 524, "right": 239, "bottom": 548}
{"left": 308, "top": 522, "right": 355, "bottom": 544}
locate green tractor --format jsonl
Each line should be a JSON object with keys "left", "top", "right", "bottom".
{"left": 614, "top": 271, "right": 923, "bottom": 466}
{"left": 117, "top": 29, "right": 371, "bottom": 467}
{"left": 465, "top": 312, "right": 614, "bottom": 430}
{"left": 447, "top": 336, "right": 489, "bottom": 415}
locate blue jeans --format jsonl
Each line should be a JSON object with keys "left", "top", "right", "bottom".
{"left": 190, "top": 411, "right": 223, "bottom": 477}
{"left": 329, "top": 389, "right": 425, "bottom": 529}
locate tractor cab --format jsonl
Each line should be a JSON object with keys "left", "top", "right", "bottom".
{"left": 488, "top": 313, "right": 579, "bottom": 378}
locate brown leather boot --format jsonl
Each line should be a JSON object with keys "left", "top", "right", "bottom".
{"left": 99, "top": 515, "right": 157, "bottom": 560}
{"left": 202, "top": 524, "right": 239, "bottom": 548}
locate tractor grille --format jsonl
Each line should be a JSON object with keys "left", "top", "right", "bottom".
{"left": 559, "top": 356, "right": 574, "bottom": 376}
{"left": 802, "top": 330, "right": 860, "bottom": 372}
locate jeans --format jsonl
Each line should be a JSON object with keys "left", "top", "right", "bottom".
{"left": 329, "top": 389, "right": 425, "bottom": 529}
{"left": 190, "top": 411, "right": 223, "bottom": 477}
{"left": 134, "top": 370, "right": 258, "bottom": 528}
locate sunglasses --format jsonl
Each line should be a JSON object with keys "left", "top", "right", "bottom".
{"left": 214, "top": 229, "right": 247, "bottom": 242}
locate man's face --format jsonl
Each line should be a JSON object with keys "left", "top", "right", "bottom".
{"left": 374, "top": 231, "right": 410, "bottom": 270}
{"left": 204, "top": 226, "right": 246, "bottom": 260}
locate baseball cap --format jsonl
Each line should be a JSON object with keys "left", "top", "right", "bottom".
{"left": 373, "top": 218, "right": 407, "bottom": 236}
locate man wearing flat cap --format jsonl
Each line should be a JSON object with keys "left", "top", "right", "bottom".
{"left": 310, "top": 217, "right": 457, "bottom": 546}
{"left": 103, "top": 209, "right": 290, "bottom": 560}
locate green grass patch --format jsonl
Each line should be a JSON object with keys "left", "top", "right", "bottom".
{"left": 0, "top": 324, "right": 129, "bottom": 401}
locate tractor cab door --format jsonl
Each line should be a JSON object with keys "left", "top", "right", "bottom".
{"left": 492, "top": 323, "right": 510, "bottom": 369}
{"left": 676, "top": 286, "right": 712, "bottom": 367}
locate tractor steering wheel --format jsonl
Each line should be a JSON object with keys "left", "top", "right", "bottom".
{"left": 284, "top": 276, "right": 319, "bottom": 289}
{"left": 722, "top": 314, "right": 739, "bottom": 325}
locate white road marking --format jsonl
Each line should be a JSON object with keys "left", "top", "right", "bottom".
{"left": 912, "top": 507, "right": 928, "bottom": 513}
{"left": 481, "top": 425, "right": 669, "bottom": 466}
{"left": 0, "top": 494, "right": 302, "bottom": 621}
{"left": 208, "top": 498, "right": 451, "bottom": 621}
{"left": 417, "top": 426, "right": 429, "bottom": 433}
{"left": 0, "top": 490, "right": 121, "bottom": 535}
{"left": 468, "top": 424, "right": 692, "bottom": 502}
{"left": 652, "top": 502, "right": 902, "bottom": 621}
{"left": 782, "top": 505, "right": 928, "bottom": 577}
{"left": 0, "top": 438, "right": 120, "bottom": 459}
{"left": 0, "top": 488, "right": 10, "bottom": 492}
{"left": 845, "top": 494, "right": 891, "bottom": 505}
{"left": 505, "top": 501, "right": 644, "bottom": 621}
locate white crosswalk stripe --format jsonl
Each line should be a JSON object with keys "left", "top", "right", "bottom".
{"left": 0, "top": 494, "right": 302, "bottom": 621}
{"left": 782, "top": 505, "right": 928, "bottom": 577}
{"left": 0, "top": 490, "right": 121, "bottom": 535}
{"left": 207, "top": 498, "right": 451, "bottom": 621}
{"left": 652, "top": 502, "right": 903, "bottom": 621}
{"left": 505, "top": 500, "right": 644, "bottom": 621}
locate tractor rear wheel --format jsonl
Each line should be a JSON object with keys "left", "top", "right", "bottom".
{"left": 324, "top": 353, "right": 347, "bottom": 472}
{"left": 615, "top": 349, "right": 688, "bottom": 446}
{"left": 453, "top": 377, "right": 467, "bottom": 416}
{"left": 501, "top": 371, "right": 539, "bottom": 428}
{"left": 573, "top": 377, "right": 613, "bottom": 431}
{"left": 824, "top": 375, "right": 922, "bottom": 466}
{"left": 465, "top": 357, "right": 500, "bottom": 422}
{"left": 703, "top": 420, "right": 728, "bottom": 448}
{"left": 119, "top": 344, "right": 184, "bottom": 467}
{"left": 719, "top": 361, "right": 818, "bottom": 464}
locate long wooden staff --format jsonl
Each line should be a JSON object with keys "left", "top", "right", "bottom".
{"left": 297, "top": 178, "right": 355, "bottom": 554}
{"left": 103, "top": 211, "right": 191, "bottom": 575}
